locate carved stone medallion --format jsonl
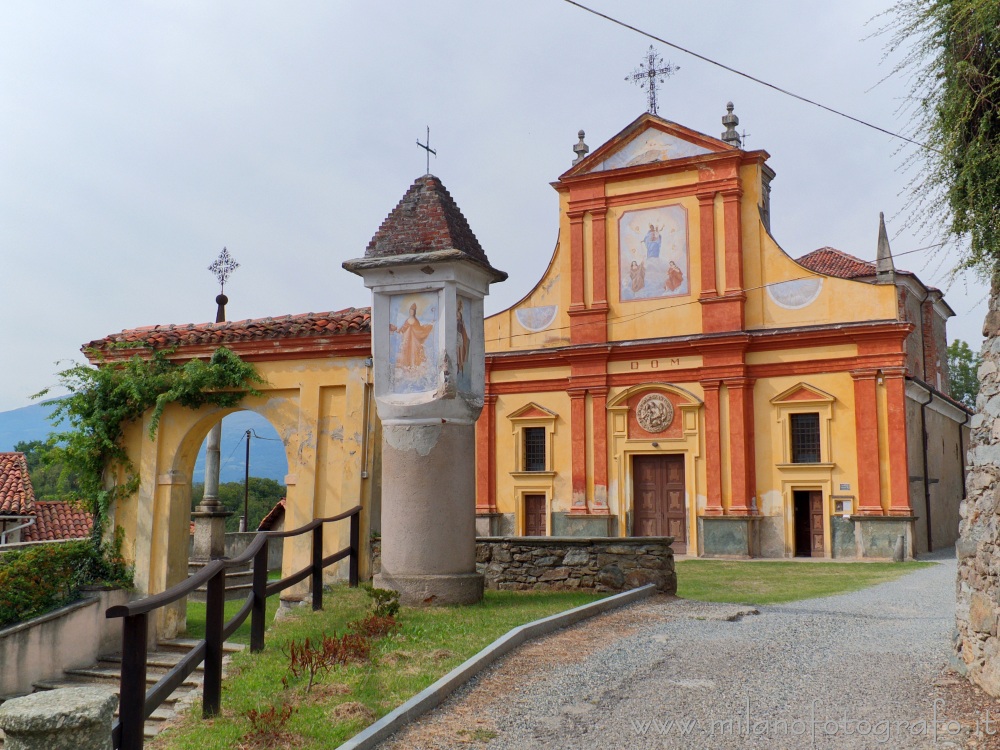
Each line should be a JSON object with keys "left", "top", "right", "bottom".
{"left": 635, "top": 393, "right": 674, "bottom": 433}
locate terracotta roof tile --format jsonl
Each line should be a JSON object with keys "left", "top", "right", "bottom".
{"left": 366, "top": 174, "right": 489, "bottom": 263}
{"left": 0, "top": 453, "right": 35, "bottom": 517}
{"left": 22, "top": 500, "right": 93, "bottom": 542}
{"left": 796, "top": 246, "right": 924, "bottom": 284}
{"left": 257, "top": 498, "right": 285, "bottom": 531}
{"left": 86, "top": 307, "right": 371, "bottom": 352}
{"left": 797, "top": 247, "right": 877, "bottom": 279}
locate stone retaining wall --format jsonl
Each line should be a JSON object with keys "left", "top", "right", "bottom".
{"left": 475, "top": 537, "right": 676, "bottom": 593}
{"left": 956, "top": 304, "right": 1000, "bottom": 694}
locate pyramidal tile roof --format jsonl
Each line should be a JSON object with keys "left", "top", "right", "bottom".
{"left": 0, "top": 453, "right": 35, "bottom": 517}
{"left": 23, "top": 501, "right": 93, "bottom": 542}
{"left": 86, "top": 307, "right": 371, "bottom": 352}
{"left": 365, "top": 174, "right": 489, "bottom": 263}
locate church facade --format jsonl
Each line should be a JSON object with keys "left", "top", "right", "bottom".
{"left": 89, "top": 110, "right": 969, "bottom": 576}
{"left": 474, "top": 112, "right": 969, "bottom": 558}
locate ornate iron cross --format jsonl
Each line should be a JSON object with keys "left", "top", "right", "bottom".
{"left": 416, "top": 126, "right": 436, "bottom": 174}
{"left": 208, "top": 247, "right": 240, "bottom": 294}
{"left": 626, "top": 46, "right": 678, "bottom": 116}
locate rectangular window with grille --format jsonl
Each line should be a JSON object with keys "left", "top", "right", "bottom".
{"left": 523, "top": 427, "right": 546, "bottom": 472}
{"left": 790, "top": 413, "right": 821, "bottom": 463}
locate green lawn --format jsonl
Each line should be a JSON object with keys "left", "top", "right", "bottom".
{"left": 675, "top": 559, "right": 933, "bottom": 605}
{"left": 152, "top": 586, "right": 603, "bottom": 749}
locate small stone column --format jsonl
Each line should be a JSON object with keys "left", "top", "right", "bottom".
{"left": 191, "top": 421, "right": 232, "bottom": 559}
{"left": 0, "top": 687, "right": 117, "bottom": 750}
{"left": 344, "top": 174, "right": 506, "bottom": 606}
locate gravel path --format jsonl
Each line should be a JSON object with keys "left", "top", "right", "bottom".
{"left": 382, "top": 555, "right": 972, "bottom": 750}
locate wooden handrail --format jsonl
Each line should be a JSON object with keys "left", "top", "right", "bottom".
{"left": 106, "top": 505, "right": 362, "bottom": 619}
{"left": 110, "top": 504, "right": 362, "bottom": 750}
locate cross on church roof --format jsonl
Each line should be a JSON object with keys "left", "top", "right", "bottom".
{"left": 626, "top": 45, "right": 678, "bottom": 116}
{"left": 416, "top": 126, "right": 436, "bottom": 175}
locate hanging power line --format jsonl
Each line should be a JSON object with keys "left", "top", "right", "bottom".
{"left": 559, "top": 0, "right": 938, "bottom": 153}
{"left": 485, "top": 241, "right": 949, "bottom": 347}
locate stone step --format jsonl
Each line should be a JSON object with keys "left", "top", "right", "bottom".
{"left": 157, "top": 638, "right": 245, "bottom": 654}
{"left": 35, "top": 666, "right": 202, "bottom": 690}
{"left": 99, "top": 651, "right": 206, "bottom": 672}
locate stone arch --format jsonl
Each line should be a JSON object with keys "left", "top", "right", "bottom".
{"left": 103, "top": 348, "right": 378, "bottom": 641}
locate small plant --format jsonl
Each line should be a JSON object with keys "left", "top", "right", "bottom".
{"left": 363, "top": 585, "right": 400, "bottom": 618}
{"left": 283, "top": 632, "right": 372, "bottom": 692}
{"left": 240, "top": 703, "right": 295, "bottom": 748}
{"left": 348, "top": 613, "right": 398, "bottom": 639}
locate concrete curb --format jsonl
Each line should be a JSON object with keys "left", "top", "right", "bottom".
{"left": 337, "top": 584, "right": 657, "bottom": 750}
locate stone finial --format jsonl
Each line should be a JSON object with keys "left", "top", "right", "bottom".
{"left": 572, "top": 130, "right": 590, "bottom": 166}
{"left": 721, "top": 102, "right": 741, "bottom": 148}
{"left": 875, "top": 211, "right": 896, "bottom": 284}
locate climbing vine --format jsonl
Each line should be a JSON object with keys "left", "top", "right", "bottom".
{"left": 38, "top": 346, "right": 265, "bottom": 536}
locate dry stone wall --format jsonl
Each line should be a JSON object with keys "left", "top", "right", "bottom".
{"left": 957, "top": 300, "right": 1000, "bottom": 694}
{"left": 371, "top": 537, "right": 677, "bottom": 594}
{"left": 475, "top": 537, "right": 676, "bottom": 593}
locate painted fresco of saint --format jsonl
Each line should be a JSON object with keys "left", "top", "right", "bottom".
{"left": 456, "top": 298, "right": 470, "bottom": 375}
{"left": 666, "top": 260, "right": 684, "bottom": 293}
{"left": 642, "top": 224, "right": 663, "bottom": 258}
{"left": 629, "top": 260, "right": 646, "bottom": 292}
{"left": 389, "top": 303, "right": 434, "bottom": 371}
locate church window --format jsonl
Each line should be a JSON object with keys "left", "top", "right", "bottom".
{"left": 790, "top": 413, "right": 821, "bottom": 463}
{"left": 523, "top": 427, "right": 547, "bottom": 472}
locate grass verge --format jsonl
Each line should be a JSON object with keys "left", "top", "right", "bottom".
{"left": 151, "top": 586, "right": 603, "bottom": 749}
{"left": 675, "top": 559, "right": 933, "bottom": 605}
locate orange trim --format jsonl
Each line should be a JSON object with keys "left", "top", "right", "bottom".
{"left": 475, "top": 394, "right": 497, "bottom": 513}
{"left": 725, "top": 378, "right": 756, "bottom": 515}
{"left": 722, "top": 189, "right": 743, "bottom": 295}
{"left": 883, "top": 369, "right": 912, "bottom": 515}
{"left": 568, "top": 305, "right": 609, "bottom": 345}
{"left": 591, "top": 388, "right": 609, "bottom": 513}
{"left": 569, "top": 210, "right": 585, "bottom": 310}
{"left": 701, "top": 380, "right": 724, "bottom": 515}
{"left": 569, "top": 390, "right": 588, "bottom": 512}
{"left": 592, "top": 208, "right": 608, "bottom": 306}
{"left": 852, "top": 370, "right": 883, "bottom": 515}
{"left": 697, "top": 194, "right": 717, "bottom": 298}
{"left": 89, "top": 333, "right": 372, "bottom": 364}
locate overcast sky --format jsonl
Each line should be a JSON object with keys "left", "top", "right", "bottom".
{"left": 0, "top": 1, "right": 987, "bottom": 413}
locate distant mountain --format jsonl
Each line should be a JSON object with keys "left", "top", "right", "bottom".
{"left": 0, "top": 401, "right": 60, "bottom": 450}
{"left": 0, "top": 402, "right": 287, "bottom": 483}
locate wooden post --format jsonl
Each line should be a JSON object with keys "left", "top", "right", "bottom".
{"left": 312, "top": 525, "right": 323, "bottom": 611}
{"left": 203, "top": 568, "right": 226, "bottom": 717}
{"left": 118, "top": 613, "right": 148, "bottom": 750}
{"left": 251, "top": 540, "right": 268, "bottom": 653}
{"left": 349, "top": 511, "right": 360, "bottom": 587}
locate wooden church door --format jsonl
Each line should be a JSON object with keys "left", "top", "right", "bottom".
{"left": 633, "top": 455, "right": 687, "bottom": 553}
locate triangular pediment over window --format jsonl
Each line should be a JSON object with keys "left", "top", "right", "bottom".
{"left": 770, "top": 383, "right": 836, "bottom": 405}
{"left": 565, "top": 113, "right": 734, "bottom": 178}
{"left": 507, "top": 403, "right": 558, "bottom": 421}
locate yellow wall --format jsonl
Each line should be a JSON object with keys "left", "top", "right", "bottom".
{"left": 111, "top": 354, "right": 378, "bottom": 639}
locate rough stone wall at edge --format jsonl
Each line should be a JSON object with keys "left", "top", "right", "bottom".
{"left": 956, "top": 294, "right": 1000, "bottom": 694}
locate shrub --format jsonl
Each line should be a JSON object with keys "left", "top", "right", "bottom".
{"left": 283, "top": 632, "right": 372, "bottom": 692}
{"left": 363, "top": 585, "right": 400, "bottom": 618}
{"left": 348, "top": 614, "right": 399, "bottom": 639}
{"left": 0, "top": 535, "right": 132, "bottom": 628}
{"left": 241, "top": 702, "right": 295, "bottom": 748}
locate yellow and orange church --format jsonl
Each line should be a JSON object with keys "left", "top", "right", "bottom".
{"left": 89, "top": 109, "right": 969, "bottom": 572}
